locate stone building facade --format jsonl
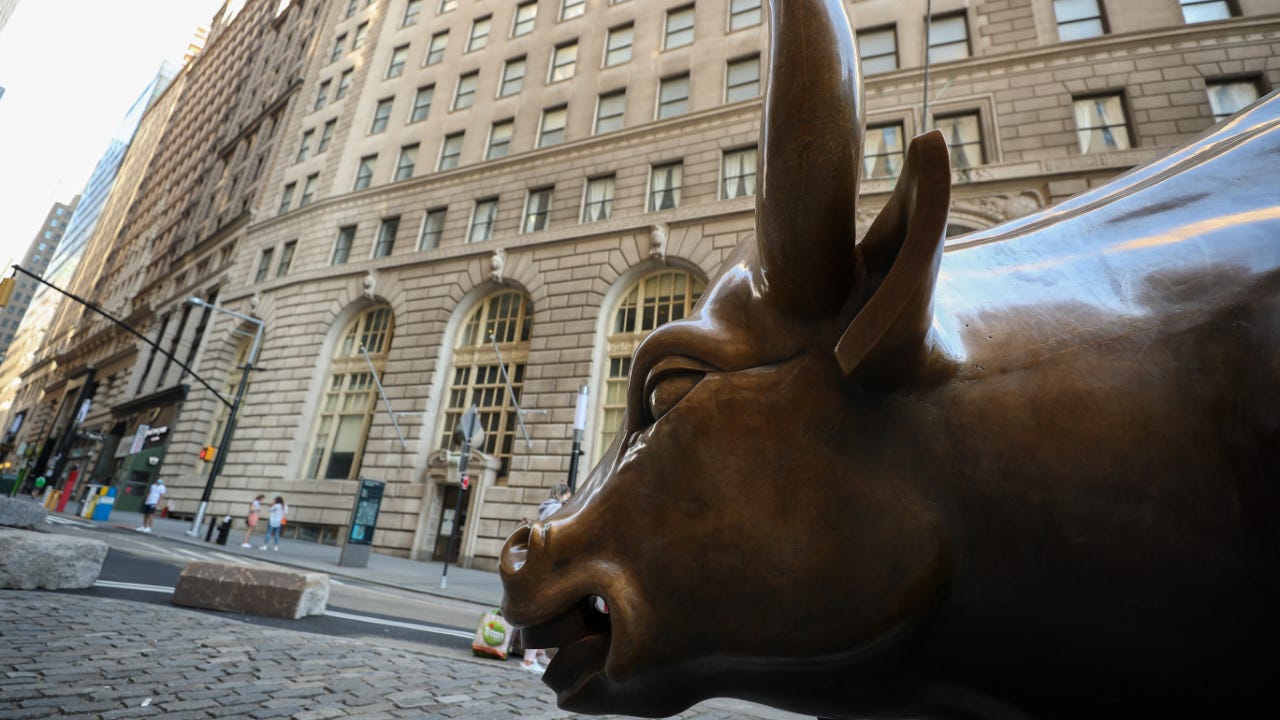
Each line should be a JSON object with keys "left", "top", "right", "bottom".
{"left": 5, "top": 0, "right": 1278, "bottom": 569}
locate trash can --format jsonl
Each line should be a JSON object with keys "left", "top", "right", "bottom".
{"left": 215, "top": 515, "right": 233, "bottom": 546}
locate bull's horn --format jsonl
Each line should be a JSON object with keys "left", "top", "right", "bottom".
{"left": 756, "top": 0, "right": 863, "bottom": 316}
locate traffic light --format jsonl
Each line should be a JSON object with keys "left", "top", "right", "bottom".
{"left": 198, "top": 446, "right": 217, "bottom": 461}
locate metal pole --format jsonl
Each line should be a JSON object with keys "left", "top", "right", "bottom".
{"left": 923, "top": 0, "right": 934, "bottom": 128}
{"left": 359, "top": 344, "right": 407, "bottom": 450}
{"left": 566, "top": 385, "right": 589, "bottom": 492}
{"left": 440, "top": 436, "right": 470, "bottom": 590}
{"left": 189, "top": 304, "right": 264, "bottom": 536}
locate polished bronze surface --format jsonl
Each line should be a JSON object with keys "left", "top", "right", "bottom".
{"left": 500, "top": 1, "right": 1280, "bottom": 717}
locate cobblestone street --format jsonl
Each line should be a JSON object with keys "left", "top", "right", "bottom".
{"left": 0, "top": 591, "right": 796, "bottom": 719}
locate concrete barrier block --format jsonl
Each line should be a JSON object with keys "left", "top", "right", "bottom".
{"left": 172, "top": 561, "right": 329, "bottom": 619}
{"left": 0, "top": 496, "right": 46, "bottom": 529}
{"left": 0, "top": 528, "right": 108, "bottom": 589}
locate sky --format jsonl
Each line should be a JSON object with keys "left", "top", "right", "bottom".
{"left": 0, "top": 0, "right": 227, "bottom": 269}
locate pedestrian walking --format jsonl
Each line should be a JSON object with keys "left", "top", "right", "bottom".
{"left": 136, "top": 478, "right": 165, "bottom": 532}
{"left": 520, "top": 483, "right": 572, "bottom": 673}
{"left": 261, "top": 496, "right": 287, "bottom": 551}
{"left": 241, "top": 494, "right": 265, "bottom": 547}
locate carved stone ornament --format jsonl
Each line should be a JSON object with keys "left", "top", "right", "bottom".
{"left": 489, "top": 247, "right": 507, "bottom": 284}
{"left": 649, "top": 222, "right": 669, "bottom": 263}
{"left": 499, "top": 1, "right": 1280, "bottom": 718}
{"left": 362, "top": 269, "right": 377, "bottom": 300}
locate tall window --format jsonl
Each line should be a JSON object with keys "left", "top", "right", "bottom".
{"left": 468, "top": 15, "right": 491, "bottom": 52}
{"left": 487, "top": 120, "right": 514, "bottom": 159}
{"left": 599, "top": 271, "right": 706, "bottom": 457}
{"left": 560, "top": 0, "right": 585, "bottom": 21}
{"left": 299, "top": 174, "right": 318, "bottom": 206}
{"left": 927, "top": 14, "right": 969, "bottom": 63}
{"left": 371, "top": 98, "right": 394, "bottom": 133}
{"left": 314, "top": 80, "right": 330, "bottom": 110}
{"left": 387, "top": 45, "right": 409, "bottom": 78}
{"left": 665, "top": 5, "right": 695, "bottom": 49}
{"left": 550, "top": 42, "right": 577, "bottom": 82}
{"left": 583, "top": 175, "right": 615, "bottom": 222}
{"left": 470, "top": 199, "right": 498, "bottom": 242}
{"left": 1073, "top": 94, "right": 1131, "bottom": 153}
{"left": 595, "top": 90, "right": 626, "bottom": 134}
{"left": 649, "top": 162, "right": 683, "bottom": 212}
{"left": 441, "top": 291, "right": 535, "bottom": 480}
{"left": 1206, "top": 79, "right": 1261, "bottom": 121}
{"left": 333, "top": 225, "right": 357, "bottom": 264}
{"left": 1180, "top": 0, "right": 1233, "bottom": 23}
{"left": 722, "top": 147, "right": 757, "bottom": 199}
{"left": 296, "top": 130, "right": 314, "bottom": 162}
{"left": 513, "top": 1, "right": 537, "bottom": 36}
{"left": 934, "top": 113, "right": 983, "bottom": 168}
{"left": 439, "top": 0, "right": 457, "bottom": 12}
{"left": 439, "top": 132, "right": 464, "bottom": 170}
{"left": 420, "top": 208, "right": 446, "bottom": 250}
{"left": 426, "top": 31, "right": 449, "bottom": 65}
{"left": 858, "top": 26, "right": 898, "bottom": 74}
{"left": 658, "top": 74, "right": 690, "bottom": 119}
{"left": 354, "top": 155, "right": 376, "bottom": 190}
{"left": 318, "top": 120, "right": 336, "bottom": 153}
{"left": 336, "top": 69, "right": 353, "bottom": 99}
{"left": 539, "top": 106, "right": 567, "bottom": 147}
{"left": 395, "top": 144, "right": 419, "bottom": 180}
{"left": 524, "top": 187, "right": 553, "bottom": 232}
{"left": 255, "top": 248, "right": 275, "bottom": 283}
{"left": 352, "top": 22, "right": 369, "bottom": 50}
{"left": 501, "top": 57, "right": 526, "bottom": 97}
{"left": 729, "top": 0, "right": 762, "bottom": 31}
{"left": 306, "top": 306, "right": 395, "bottom": 480}
{"left": 726, "top": 55, "right": 761, "bottom": 102}
{"left": 411, "top": 85, "right": 434, "bottom": 122}
{"left": 278, "top": 183, "right": 295, "bottom": 215}
{"left": 374, "top": 217, "right": 399, "bottom": 257}
{"left": 403, "top": 0, "right": 422, "bottom": 26}
{"left": 276, "top": 240, "right": 296, "bottom": 277}
{"left": 605, "top": 24, "right": 634, "bottom": 66}
{"left": 865, "top": 123, "right": 905, "bottom": 179}
{"left": 1053, "top": 0, "right": 1107, "bottom": 41}
{"left": 330, "top": 34, "right": 347, "bottom": 63}
{"left": 454, "top": 71, "right": 478, "bottom": 110}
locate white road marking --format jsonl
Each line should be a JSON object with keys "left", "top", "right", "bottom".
{"left": 94, "top": 580, "right": 173, "bottom": 594}
{"left": 45, "top": 516, "right": 91, "bottom": 527}
{"left": 323, "top": 609, "right": 474, "bottom": 639}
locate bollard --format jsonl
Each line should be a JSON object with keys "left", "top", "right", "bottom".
{"left": 205, "top": 514, "right": 217, "bottom": 542}
{"left": 215, "top": 516, "right": 233, "bottom": 546}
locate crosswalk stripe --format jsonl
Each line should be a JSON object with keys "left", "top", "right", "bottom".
{"left": 94, "top": 580, "right": 173, "bottom": 594}
{"left": 323, "top": 609, "right": 473, "bottom": 640}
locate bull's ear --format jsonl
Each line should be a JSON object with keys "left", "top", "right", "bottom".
{"left": 835, "top": 130, "right": 951, "bottom": 388}
{"left": 755, "top": 0, "right": 863, "bottom": 318}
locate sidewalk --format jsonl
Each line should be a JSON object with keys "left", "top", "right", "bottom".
{"left": 78, "top": 506, "right": 505, "bottom": 608}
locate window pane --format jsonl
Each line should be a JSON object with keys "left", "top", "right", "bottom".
{"left": 665, "top": 6, "right": 695, "bottom": 49}
{"left": 859, "top": 27, "right": 897, "bottom": 74}
{"left": 864, "top": 124, "right": 905, "bottom": 179}
{"left": 606, "top": 24, "right": 633, "bottom": 66}
{"left": 934, "top": 114, "right": 982, "bottom": 168}
{"left": 420, "top": 209, "right": 445, "bottom": 250}
{"left": 722, "top": 147, "right": 757, "bottom": 199}
{"left": 1207, "top": 80, "right": 1260, "bottom": 121}
{"left": 1181, "top": 0, "right": 1232, "bottom": 23}
{"left": 1073, "top": 95, "right": 1131, "bottom": 153}
{"left": 730, "top": 0, "right": 762, "bottom": 31}
{"left": 595, "top": 91, "right": 626, "bottom": 133}
{"left": 726, "top": 56, "right": 760, "bottom": 103}
{"left": 658, "top": 75, "right": 690, "bottom": 119}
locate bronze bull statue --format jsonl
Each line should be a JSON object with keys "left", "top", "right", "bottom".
{"left": 500, "top": 0, "right": 1280, "bottom": 717}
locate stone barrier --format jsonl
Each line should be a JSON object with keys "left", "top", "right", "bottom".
{"left": 0, "top": 528, "right": 108, "bottom": 589}
{"left": 173, "top": 561, "right": 329, "bottom": 619}
{"left": 0, "top": 496, "right": 46, "bottom": 529}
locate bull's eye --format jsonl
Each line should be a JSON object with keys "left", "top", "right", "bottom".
{"left": 644, "top": 357, "right": 710, "bottom": 422}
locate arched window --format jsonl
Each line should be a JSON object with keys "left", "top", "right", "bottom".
{"left": 306, "top": 305, "right": 394, "bottom": 479}
{"left": 598, "top": 270, "right": 705, "bottom": 457}
{"left": 440, "top": 290, "right": 533, "bottom": 481}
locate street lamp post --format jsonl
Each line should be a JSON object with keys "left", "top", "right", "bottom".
{"left": 186, "top": 298, "right": 265, "bottom": 537}
{"left": 566, "top": 385, "right": 589, "bottom": 492}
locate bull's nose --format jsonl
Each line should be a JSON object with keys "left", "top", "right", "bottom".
{"left": 501, "top": 524, "right": 531, "bottom": 576}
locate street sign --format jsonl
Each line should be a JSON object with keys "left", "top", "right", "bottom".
{"left": 456, "top": 406, "right": 485, "bottom": 448}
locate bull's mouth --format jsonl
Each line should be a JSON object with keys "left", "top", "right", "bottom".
{"left": 520, "top": 594, "right": 614, "bottom": 706}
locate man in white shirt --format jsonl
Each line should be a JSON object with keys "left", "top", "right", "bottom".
{"left": 137, "top": 478, "right": 166, "bottom": 532}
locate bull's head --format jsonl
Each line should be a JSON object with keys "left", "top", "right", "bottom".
{"left": 501, "top": 0, "right": 954, "bottom": 716}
